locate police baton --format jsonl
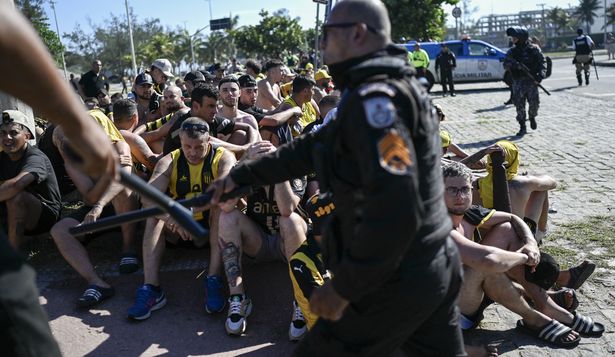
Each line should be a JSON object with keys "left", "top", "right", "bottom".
{"left": 514, "top": 60, "right": 551, "bottom": 96}
{"left": 590, "top": 50, "right": 599, "bottom": 80}
{"left": 69, "top": 170, "right": 252, "bottom": 238}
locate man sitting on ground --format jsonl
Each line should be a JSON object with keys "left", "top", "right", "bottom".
{"left": 127, "top": 117, "right": 236, "bottom": 320}
{"left": 275, "top": 75, "right": 320, "bottom": 137}
{"left": 112, "top": 99, "right": 159, "bottom": 173}
{"left": 0, "top": 110, "right": 61, "bottom": 249}
{"left": 256, "top": 59, "right": 284, "bottom": 111}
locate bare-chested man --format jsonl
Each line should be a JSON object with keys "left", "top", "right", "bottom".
{"left": 218, "top": 76, "right": 259, "bottom": 130}
{"left": 256, "top": 59, "right": 284, "bottom": 111}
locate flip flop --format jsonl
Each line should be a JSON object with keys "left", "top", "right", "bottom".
{"left": 77, "top": 284, "right": 115, "bottom": 308}
{"left": 566, "top": 260, "right": 596, "bottom": 290}
{"left": 516, "top": 319, "right": 580, "bottom": 348}
{"left": 566, "top": 311, "right": 605, "bottom": 337}
{"left": 551, "top": 288, "right": 579, "bottom": 312}
{"left": 119, "top": 253, "right": 139, "bottom": 274}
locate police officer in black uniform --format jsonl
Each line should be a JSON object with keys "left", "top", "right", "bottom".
{"left": 209, "top": 0, "right": 465, "bottom": 355}
{"left": 572, "top": 28, "right": 595, "bottom": 86}
{"left": 435, "top": 43, "right": 457, "bottom": 96}
{"left": 504, "top": 27, "right": 547, "bottom": 136}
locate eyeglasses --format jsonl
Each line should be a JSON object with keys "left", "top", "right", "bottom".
{"left": 321, "top": 22, "right": 379, "bottom": 42}
{"left": 181, "top": 122, "right": 209, "bottom": 133}
{"left": 445, "top": 186, "right": 472, "bottom": 196}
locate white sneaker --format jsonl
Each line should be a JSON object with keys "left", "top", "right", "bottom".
{"left": 288, "top": 301, "right": 307, "bottom": 341}
{"left": 225, "top": 294, "right": 253, "bottom": 335}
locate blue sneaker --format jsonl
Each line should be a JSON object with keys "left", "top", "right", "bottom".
{"left": 127, "top": 284, "right": 166, "bottom": 320}
{"left": 205, "top": 275, "right": 226, "bottom": 313}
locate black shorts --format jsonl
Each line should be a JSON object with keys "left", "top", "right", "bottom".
{"left": 65, "top": 204, "right": 117, "bottom": 244}
{"left": 0, "top": 202, "right": 58, "bottom": 236}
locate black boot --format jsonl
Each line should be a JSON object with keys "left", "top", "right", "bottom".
{"left": 516, "top": 121, "right": 527, "bottom": 136}
{"left": 585, "top": 74, "right": 590, "bottom": 85}
{"left": 529, "top": 117, "right": 537, "bottom": 130}
{"left": 504, "top": 98, "right": 513, "bottom": 105}
{"left": 577, "top": 74, "right": 582, "bottom": 86}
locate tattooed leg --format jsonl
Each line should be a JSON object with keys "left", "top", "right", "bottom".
{"left": 220, "top": 238, "right": 242, "bottom": 288}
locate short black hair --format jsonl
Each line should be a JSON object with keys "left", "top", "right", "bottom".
{"left": 191, "top": 83, "right": 219, "bottom": 105}
{"left": 245, "top": 59, "right": 261, "bottom": 74}
{"left": 217, "top": 75, "right": 239, "bottom": 89}
{"left": 577, "top": 28, "right": 583, "bottom": 35}
{"left": 264, "top": 59, "right": 284, "bottom": 72}
{"left": 292, "top": 75, "right": 316, "bottom": 94}
{"left": 318, "top": 94, "right": 340, "bottom": 109}
{"left": 113, "top": 99, "right": 137, "bottom": 122}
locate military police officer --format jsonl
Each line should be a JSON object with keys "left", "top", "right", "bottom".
{"left": 210, "top": 0, "right": 465, "bottom": 355}
{"left": 504, "top": 27, "right": 547, "bottom": 136}
{"left": 572, "top": 28, "right": 595, "bottom": 86}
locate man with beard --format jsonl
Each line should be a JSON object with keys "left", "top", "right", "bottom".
{"left": 256, "top": 59, "right": 284, "bottom": 111}
{"left": 218, "top": 76, "right": 259, "bottom": 130}
{"left": 130, "top": 73, "right": 155, "bottom": 126}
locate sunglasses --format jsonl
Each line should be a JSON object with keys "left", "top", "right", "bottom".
{"left": 321, "top": 22, "right": 378, "bottom": 42}
{"left": 181, "top": 122, "right": 209, "bottom": 133}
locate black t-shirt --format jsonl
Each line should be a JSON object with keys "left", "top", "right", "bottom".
{"left": 38, "top": 125, "right": 75, "bottom": 196}
{"left": 163, "top": 112, "right": 235, "bottom": 155}
{"left": 246, "top": 178, "right": 306, "bottom": 235}
{"left": 0, "top": 145, "right": 61, "bottom": 216}
{"left": 238, "top": 102, "right": 292, "bottom": 145}
{"left": 79, "top": 70, "right": 108, "bottom": 98}
{"left": 463, "top": 205, "right": 495, "bottom": 242}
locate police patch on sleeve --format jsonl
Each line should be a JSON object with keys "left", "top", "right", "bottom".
{"left": 377, "top": 129, "right": 412, "bottom": 175}
{"left": 362, "top": 97, "right": 396, "bottom": 129}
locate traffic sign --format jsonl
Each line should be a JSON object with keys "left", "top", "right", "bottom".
{"left": 210, "top": 17, "right": 231, "bottom": 31}
{"left": 452, "top": 7, "right": 462, "bottom": 18}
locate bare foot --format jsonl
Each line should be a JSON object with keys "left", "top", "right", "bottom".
{"left": 465, "top": 344, "right": 498, "bottom": 357}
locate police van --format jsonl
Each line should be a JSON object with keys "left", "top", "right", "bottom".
{"left": 405, "top": 38, "right": 510, "bottom": 89}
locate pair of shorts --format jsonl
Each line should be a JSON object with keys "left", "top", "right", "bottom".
{"left": 0, "top": 202, "right": 58, "bottom": 236}
{"left": 64, "top": 204, "right": 117, "bottom": 244}
{"left": 244, "top": 229, "right": 287, "bottom": 263}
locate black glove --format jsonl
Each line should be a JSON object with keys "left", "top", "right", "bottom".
{"left": 149, "top": 93, "right": 162, "bottom": 113}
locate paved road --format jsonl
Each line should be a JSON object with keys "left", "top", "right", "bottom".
{"left": 31, "top": 56, "right": 615, "bottom": 356}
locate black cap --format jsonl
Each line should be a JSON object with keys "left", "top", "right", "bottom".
{"left": 198, "top": 70, "right": 215, "bottom": 82}
{"left": 184, "top": 70, "right": 205, "bottom": 83}
{"left": 238, "top": 74, "right": 257, "bottom": 88}
{"left": 525, "top": 252, "right": 560, "bottom": 290}
{"left": 135, "top": 72, "right": 153, "bottom": 86}
{"left": 577, "top": 28, "right": 584, "bottom": 35}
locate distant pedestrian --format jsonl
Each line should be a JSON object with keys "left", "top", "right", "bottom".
{"left": 572, "top": 28, "right": 595, "bottom": 86}
{"left": 606, "top": 33, "right": 615, "bottom": 60}
{"left": 504, "top": 27, "right": 547, "bottom": 136}
{"left": 409, "top": 42, "right": 430, "bottom": 79}
{"left": 78, "top": 59, "right": 109, "bottom": 99}
{"left": 435, "top": 43, "right": 456, "bottom": 96}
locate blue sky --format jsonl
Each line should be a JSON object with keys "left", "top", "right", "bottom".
{"left": 42, "top": 0, "right": 581, "bottom": 37}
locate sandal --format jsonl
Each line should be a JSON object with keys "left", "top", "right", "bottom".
{"left": 77, "top": 285, "right": 115, "bottom": 308}
{"left": 119, "top": 253, "right": 139, "bottom": 274}
{"left": 566, "top": 260, "right": 595, "bottom": 290}
{"left": 566, "top": 311, "right": 605, "bottom": 337}
{"left": 516, "top": 319, "right": 580, "bottom": 348}
{"left": 550, "top": 288, "right": 579, "bottom": 312}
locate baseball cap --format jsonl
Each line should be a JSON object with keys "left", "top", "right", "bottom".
{"left": 525, "top": 252, "right": 560, "bottom": 290}
{"left": 281, "top": 66, "right": 297, "bottom": 78}
{"left": 314, "top": 69, "right": 331, "bottom": 81}
{"left": 152, "top": 58, "right": 174, "bottom": 78}
{"left": 135, "top": 72, "right": 154, "bottom": 86}
{"left": 184, "top": 70, "right": 205, "bottom": 83}
{"left": 305, "top": 63, "right": 314, "bottom": 70}
{"left": 238, "top": 74, "right": 257, "bottom": 89}
{"left": 2, "top": 110, "right": 36, "bottom": 140}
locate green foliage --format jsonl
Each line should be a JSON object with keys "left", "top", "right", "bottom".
{"left": 575, "top": 0, "right": 602, "bottom": 34}
{"left": 382, "top": 0, "right": 459, "bottom": 41}
{"left": 233, "top": 9, "right": 306, "bottom": 59}
{"left": 547, "top": 7, "right": 572, "bottom": 36}
{"left": 15, "top": 0, "right": 65, "bottom": 65}
{"left": 605, "top": 3, "right": 615, "bottom": 29}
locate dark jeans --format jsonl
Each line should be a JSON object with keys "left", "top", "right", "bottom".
{"left": 440, "top": 69, "right": 455, "bottom": 94}
{"left": 0, "top": 238, "right": 61, "bottom": 357}
{"left": 294, "top": 237, "right": 466, "bottom": 357}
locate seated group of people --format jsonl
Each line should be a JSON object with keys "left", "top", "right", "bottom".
{"left": 0, "top": 55, "right": 604, "bottom": 354}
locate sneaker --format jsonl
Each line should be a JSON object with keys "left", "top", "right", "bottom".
{"left": 529, "top": 117, "right": 537, "bottom": 130}
{"left": 288, "top": 301, "right": 307, "bottom": 341}
{"left": 450, "top": 93, "right": 456, "bottom": 97}
{"left": 225, "top": 294, "right": 253, "bottom": 336}
{"left": 127, "top": 284, "right": 167, "bottom": 321}
{"left": 205, "top": 275, "right": 226, "bottom": 314}
{"left": 119, "top": 253, "right": 139, "bottom": 274}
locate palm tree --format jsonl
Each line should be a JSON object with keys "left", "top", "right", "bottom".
{"left": 547, "top": 7, "right": 570, "bottom": 36}
{"left": 605, "top": 3, "right": 615, "bottom": 29}
{"left": 575, "top": 0, "right": 602, "bottom": 35}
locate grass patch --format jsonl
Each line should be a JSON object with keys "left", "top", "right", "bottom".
{"left": 543, "top": 215, "right": 615, "bottom": 272}
{"left": 554, "top": 181, "right": 568, "bottom": 192}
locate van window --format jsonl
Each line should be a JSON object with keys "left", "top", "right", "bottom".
{"left": 447, "top": 43, "right": 464, "bottom": 56}
{"left": 469, "top": 43, "right": 491, "bottom": 56}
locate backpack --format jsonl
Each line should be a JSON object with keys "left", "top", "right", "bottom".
{"left": 545, "top": 56, "right": 552, "bottom": 78}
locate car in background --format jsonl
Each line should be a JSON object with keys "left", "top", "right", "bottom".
{"left": 405, "top": 38, "right": 511, "bottom": 90}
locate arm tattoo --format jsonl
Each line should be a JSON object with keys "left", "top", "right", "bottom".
{"left": 220, "top": 238, "right": 242, "bottom": 287}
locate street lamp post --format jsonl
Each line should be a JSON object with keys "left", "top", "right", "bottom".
{"left": 125, "top": 0, "right": 138, "bottom": 76}
{"left": 49, "top": 0, "right": 68, "bottom": 80}
{"left": 190, "top": 25, "right": 210, "bottom": 70}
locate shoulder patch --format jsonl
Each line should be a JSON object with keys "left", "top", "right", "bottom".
{"left": 362, "top": 97, "right": 396, "bottom": 129}
{"left": 358, "top": 83, "right": 396, "bottom": 97}
{"left": 377, "top": 129, "right": 412, "bottom": 175}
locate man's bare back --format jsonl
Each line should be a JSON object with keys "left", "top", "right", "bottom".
{"left": 256, "top": 79, "right": 281, "bottom": 111}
